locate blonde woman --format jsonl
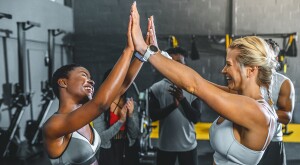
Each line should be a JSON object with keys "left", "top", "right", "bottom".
{"left": 129, "top": 3, "right": 278, "bottom": 164}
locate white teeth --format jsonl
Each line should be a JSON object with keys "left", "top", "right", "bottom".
{"left": 226, "top": 76, "right": 232, "bottom": 80}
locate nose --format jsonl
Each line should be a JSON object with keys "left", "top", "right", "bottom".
{"left": 88, "top": 79, "right": 95, "bottom": 86}
{"left": 221, "top": 66, "right": 227, "bottom": 74}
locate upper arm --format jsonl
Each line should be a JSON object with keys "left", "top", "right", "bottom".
{"left": 43, "top": 115, "right": 67, "bottom": 140}
{"left": 208, "top": 81, "right": 238, "bottom": 94}
{"left": 43, "top": 102, "right": 103, "bottom": 139}
{"left": 277, "top": 79, "right": 295, "bottom": 113}
{"left": 193, "top": 78, "right": 265, "bottom": 129}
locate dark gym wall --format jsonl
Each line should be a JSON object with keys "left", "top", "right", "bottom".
{"left": 0, "top": 0, "right": 73, "bottom": 141}
{"left": 73, "top": 0, "right": 300, "bottom": 123}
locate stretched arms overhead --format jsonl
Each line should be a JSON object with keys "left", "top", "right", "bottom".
{"left": 44, "top": 8, "right": 137, "bottom": 139}
{"left": 130, "top": 2, "right": 267, "bottom": 130}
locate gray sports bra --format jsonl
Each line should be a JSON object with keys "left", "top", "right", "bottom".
{"left": 49, "top": 125, "right": 101, "bottom": 165}
{"left": 209, "top": 100, "right": 277, "bottom": 165}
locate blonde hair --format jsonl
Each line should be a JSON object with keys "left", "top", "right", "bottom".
{"left": 229, "top": 36, "right": 278, "bottom": 105}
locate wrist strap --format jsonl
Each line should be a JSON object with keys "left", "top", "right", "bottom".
{"left": 134, "top": 52, "right": 146, "bottom": 62}
{"left": 161, "top": 51, "right": 172, "bottom": 59}
{"left": 135, "top": 50, "right": 172, "bottom": 62}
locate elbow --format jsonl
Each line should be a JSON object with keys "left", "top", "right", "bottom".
{"left": 281, "top": 119, "right": 290, "bottom": 125}
{"left": 278, "top": 115, "right": 292, "bottom": 125}
{"left": 92, "top": 94, "right": 112, "bottom": 111}
{"left": 283, "top": 115, "right": 292, "bottom": 125}
{"left": 184, "top": 77, "right": 199, "bottom": 96}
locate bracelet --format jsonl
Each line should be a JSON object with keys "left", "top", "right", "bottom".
{"left": 134, "top": 52, "right": 147, "bottom": 62}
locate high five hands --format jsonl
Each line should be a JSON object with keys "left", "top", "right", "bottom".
{"left": 130, "top": 1, "right": 159, "bottom": 55}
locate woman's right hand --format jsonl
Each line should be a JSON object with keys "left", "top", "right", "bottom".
{"left": 119, "top": 106, "right": 128, "bottom": 123}
{"left": 130, "top": 1, "right": 148, "bottom": 55}
{"left": 148, "top": 16, "right": 158, "bottom": 48}
{"left": 126, "top": 10, "right": 134, "bottom": 52}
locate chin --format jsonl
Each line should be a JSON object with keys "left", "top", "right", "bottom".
{"left": 88, "top": 95, "right": 93, "bottom": 100}
{"left": 80, "top": 96, "right": 91, "bottom": 104}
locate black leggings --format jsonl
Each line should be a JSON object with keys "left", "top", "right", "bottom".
{"left": 156, "top": 148, "right": 198, "bottom": 165}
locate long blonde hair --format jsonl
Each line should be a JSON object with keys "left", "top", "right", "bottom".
{"left": 229, "top": 36, "right": 278, "bottom": 105}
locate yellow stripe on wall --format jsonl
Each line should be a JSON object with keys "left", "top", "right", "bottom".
{"left": 150, "top": 122, "right": 300, "bottom": 143}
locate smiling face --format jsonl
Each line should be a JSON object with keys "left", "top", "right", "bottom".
{"left": 64, "top": 67, "right": 95, "bottom": 104}
{"left": 222, "top": 48, "right": 247, "bottom": 91}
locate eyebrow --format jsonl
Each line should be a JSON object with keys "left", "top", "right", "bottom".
{"left": 80, "top": 71, "right": 92, "bottom": 79}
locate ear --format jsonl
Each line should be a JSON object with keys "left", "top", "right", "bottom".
{"left": 247, "top": 66, "right": 258, "bottom": 78}
{"left": 57, "top": 78, "right": 67, "bottom": 88}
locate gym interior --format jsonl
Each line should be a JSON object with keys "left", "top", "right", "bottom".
{"left": 0, "top": 0, "right": 300, "bottom": 164}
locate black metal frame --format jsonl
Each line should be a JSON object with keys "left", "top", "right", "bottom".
{"left": 0, "top": 21, "right": 40, "bottom": 158}
{"left": 25, "top": 29, "right": 65, "bottom": 145}
{"left": 0, "top": 12, "right": 12, "bottom": 19}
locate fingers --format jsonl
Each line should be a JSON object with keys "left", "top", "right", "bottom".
{"left": 126, "top": 97, "right": 134, "bottom": 110}
{"left": 127, "top": 15, "right": 132, "bottom": 35}
{"left": 145, "top": 18, "right": 151, "bottom": 45}
{"left": 131, "top": 1, "right": 139, "bottom": 25}
{"left": 168, "top": 85, "right": 183, "bottom": 98}
{"left": 127, "top": 15, "right": 133, "bottom": 49}
{"left": 150, "top": 16, "right": 156, "bottom": 37}
{"left": 149, "top": 16, "right": 158, "bottom": 47}
{"left": 149, "top": 28, "right": 155, "bottom": 45}
{"left": 130, "top": 1, "right": 148, "bottom": 54}
{"left": 169, "top": 85, "right": 182, "bottom": 93}
{"left": 121, "top": 107, "right": 128, "bottom": 116}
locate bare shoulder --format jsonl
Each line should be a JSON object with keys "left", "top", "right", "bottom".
{"left": 257, "top": 101, "right": 275, "bottom": 125}
{"left": 43, "top": 113, "right": 66, "bottom": 139}
{"left": 281, "top": 79, "right": 294, "bottom": 92}
{"left": 43, "top": 114, "right": 71, "bottom": 158}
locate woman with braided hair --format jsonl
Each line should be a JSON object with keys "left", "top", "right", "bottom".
{"left": 129, "top": 2, "right": 278, "bottom": 164}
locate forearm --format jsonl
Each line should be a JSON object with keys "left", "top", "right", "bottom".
{"left": 99, "top": 121, "right": 123, "bottom": 143}
{"left": 127, "top": 115, "right": 140, "bottom": 138}
{"left": 147, "top": 53, "right": 252, "bottom": 127}
{"left": 150, "top": 103, "right": 177, "bottom": 121}
{"left": 180, "top": 98, "right": 200, "bottom": 123}
{"left": 148, "top": 53, "right": 201, "bottom": 95}
{"left": 120, "top": 58, "right": 143, "bottom": 95}
{"left": 93, "top": 48, "right": 134, "bottom": 108}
